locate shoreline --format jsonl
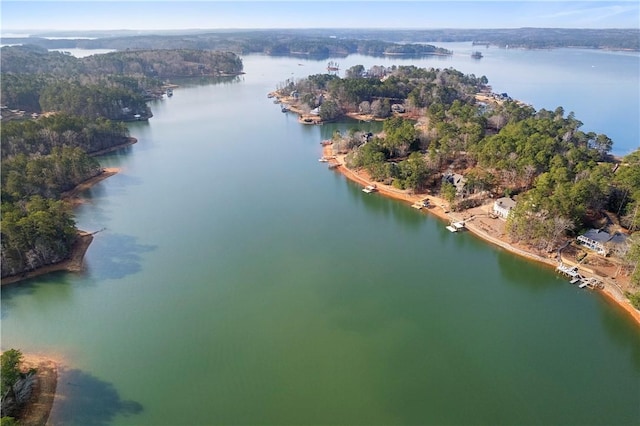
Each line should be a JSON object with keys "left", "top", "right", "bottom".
{"left": 0, "top": 351, "right": 59, "bottom": 426}
{"left": 16, "top": 353, "right": 58, "bottom": 426}
{"left": 322, "top": 145, "right": 640, "bottom": 327}
{"left": 1, "top": 167, "right": 120, "bottom": 286}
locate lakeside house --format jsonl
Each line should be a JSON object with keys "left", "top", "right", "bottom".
{"left": 577, "top": 229, "right": 628, "bottom": 256}
{"left": 391, "top": 104, "right": 405, "bottom": 113}
{"left": 493, "top": 197, "right": 516, "bottom": 219}
{"left": 443, "top": 172, "right": 467, "bottom": 195}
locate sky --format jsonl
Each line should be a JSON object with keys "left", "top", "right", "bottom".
{"left": 1, "top": 1, "right": 639, "bottom": 33}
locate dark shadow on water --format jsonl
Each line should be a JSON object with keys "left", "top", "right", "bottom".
{"left": 170, "top": 75, "right": 242, "bottom": 87}
{"left": 596, "top": 293, "right": 640, "bottom": 370}
{"left": 343, "top": 179, "right": 425, "bottom": 231}
{"left": 0, "top": 272, "right": 73, "bottom": 319}
{"left": 85, "top": 232, "right": 157, "bottom": 281}
{"left": 496, "top": 248, "right": 559, "bottom": 292}
{"left": 48, "top": 367, "right": 143, "bottom": 426}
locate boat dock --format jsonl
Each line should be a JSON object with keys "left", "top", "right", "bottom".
{"left": 446, "top": 221, "right": 466, "bottom": 232}
{"left": 411, "top": 199, "right": 430, "bottom": 209}
{"left": 362, "top": 185, "right": 377, "bottom": 193}
{"left": 555, "top": 264, "right": 603, "bottom": 289}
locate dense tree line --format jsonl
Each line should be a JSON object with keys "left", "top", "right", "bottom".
{"left": 318, "top": 65, "right": 639, "bottom": 256}
{"left": 1, "top": 113, "right": 130, "bottom": 159}
{"left": 1, "top": 71, "right": 158, "bottom": 117}
{"left": 39, "top": 81, "right": 151, "bottom": 120}
{"left": 280, "top": 65, "right": 488, "bottom": 120}
{"left": 0, "top": 45, "right": 242, "bottom": 279}
{"left": 1, "top": 33, "right": 452, "bottom": 59}
{"left": 0, "top": 45, "right": 243, "bottom": 118}
{"left": 0, "top": 45, "right": 243, "bottom": 79}
{"left": 0, "top": 115, "right": 130, "bottom": 278}
{"left": 1, "top": 196, "right": 77, "bottom": 278}
{"left": 3, "top": 28, "right": 636, "bottom": 52}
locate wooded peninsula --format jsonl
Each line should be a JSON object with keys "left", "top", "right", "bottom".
{"left": 270, "top": 63, "right": 640, "bottom": 312}
{"left": 0, "top": 45, "right": 244, "bottom": 282}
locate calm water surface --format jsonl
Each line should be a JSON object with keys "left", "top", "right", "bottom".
{"left": 2, "top": 48, "right": 640, "bottom": 425}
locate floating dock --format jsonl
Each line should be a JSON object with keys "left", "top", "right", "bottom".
{"left": 447, "top": 221, "right": 466, "bottom": 232}
{"left": 555, "top": 264, "right": 604, "bottom": 289}
{"left": 362, "top": 185, "right": 377, "bottom": 193}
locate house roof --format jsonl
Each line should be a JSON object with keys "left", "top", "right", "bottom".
{"left": 443, "top": 172, "right": 466, "bottom": 186}
{"left": 494, "top": 197, "right": 516, "bottom": 210}
{"left": 581, "top": 229, "right": 612, "bottom": 244}
{"left": 609, "top": 232, "right": 629, "bottom": 245}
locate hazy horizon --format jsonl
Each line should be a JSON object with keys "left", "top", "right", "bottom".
{"left": 2, "top": 1, "right": 639, "bottom": 34}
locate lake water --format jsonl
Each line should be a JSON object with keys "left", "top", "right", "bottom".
{"left": 2, "top": 47, "right": 640, "bottom": 425}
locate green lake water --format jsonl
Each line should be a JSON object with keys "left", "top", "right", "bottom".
{"left": 2, "top": 50, "right": 640, "bottom": 425}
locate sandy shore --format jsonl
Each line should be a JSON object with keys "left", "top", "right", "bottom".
{"left": 1, "top": 167, "right": 119, "bottom": 286}
{"left": 62, "top": 167, "right": 119, "bottom": 206}
{"left": 322, "top": 145, "right": 640, "bottom": 327}
{"left": 2, "top": 352, "right": 59, "bottom": 426}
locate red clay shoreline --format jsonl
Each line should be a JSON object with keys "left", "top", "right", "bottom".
{"left": 322, "top": 145, "right": 640, "bottom": 327}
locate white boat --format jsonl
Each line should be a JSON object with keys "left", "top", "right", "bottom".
{"left": 362, "top": 185, "right": 377, "bottom": 193}
{"left": 446, "top": 225, "right": 457, "bottom": 232}
{"left": 412, "top": 199, "right": 430, "bottom": 209}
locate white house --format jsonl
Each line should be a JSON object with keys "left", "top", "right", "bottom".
{"left": 577, "top": 229, "right": 629, "bottom": 256}
{"left": 493, "top": 197, "right": 516, "bottom": 219}
{"left": 577, "top": 229, "right": 612, "bottom": 255}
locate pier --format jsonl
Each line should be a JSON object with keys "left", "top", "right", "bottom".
{"left": 446, "top": 221, "right": 466, "bottom": 232}
{"left": 555, "top": 264, "right": 603, "bottom": 289}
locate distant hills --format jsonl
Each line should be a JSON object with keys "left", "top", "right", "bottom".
{"left": 2, "top": 28, "right": 638, "bottom": 53}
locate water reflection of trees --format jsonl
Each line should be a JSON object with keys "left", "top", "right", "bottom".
{"left": 496, "top": 249, "right": 558, "bottom": 292}
{"left": 85, "top": 233, "right": 156, "bottom": 281}
{"left": 1, "top": 272, "right": 73, "bottom": 319}
{"left": 49, "top": 367, "right": 143, "bottom": 426}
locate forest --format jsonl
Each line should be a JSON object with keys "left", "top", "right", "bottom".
{"left": 0, "top": 46, "right": 244, "bottom": 279}
{"left": 0, "top": 45, "right": 244, "bottom": 118}
{"left": 0, "top": 114, "right": 127, "bottom": 278}
{"left": 2, "top": 28, "right": 638, "bottom": 52}
{"left": 1, "top": 32, "right": 452, "bottom": 59}
{"left": 278, "top": 64, "right": 640, "bottom": 299}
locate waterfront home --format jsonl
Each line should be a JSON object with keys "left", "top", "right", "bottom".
{"left": 577, "top": 229, "right": 612, "bottom": 255}
{"left": 443, "top": 172, "right": 467, "bottom": 195}
{"left": 391, "top": 104, "right": 405, "bottom": 113}
{"left": 493, "top": 197, "right": 516, "bottom": 219}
